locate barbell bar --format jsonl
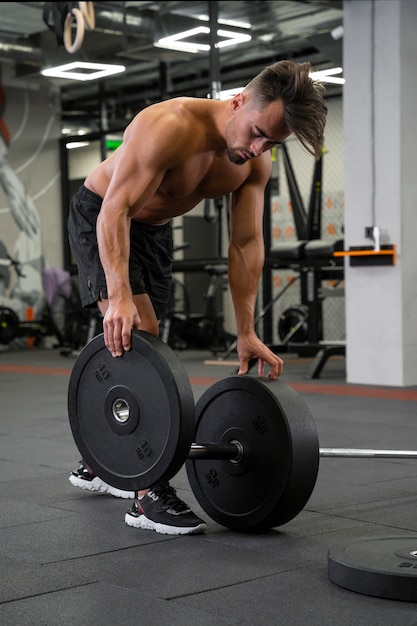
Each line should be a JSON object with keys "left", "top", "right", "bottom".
{"left": 188, "top": 443, "right": 417, "bottom": 461}
{"left": 320, "top": 448, "right": 417, "bottom": 458}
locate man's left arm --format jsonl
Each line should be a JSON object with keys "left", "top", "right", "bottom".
{"left": 228, "top": 154, "right": 283, "bottom": 379}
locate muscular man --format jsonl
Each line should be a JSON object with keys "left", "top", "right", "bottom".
{"left": 68, "top": 60, "right": 327, "bottom": 535}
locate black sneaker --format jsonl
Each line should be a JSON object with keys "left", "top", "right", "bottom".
{"left": 125, "top": 483, "right": 207, "bottom": 535}
{"left": 69, "top": 461, "right": 135, "bottom": 499}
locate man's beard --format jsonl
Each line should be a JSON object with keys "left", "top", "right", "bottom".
{"left": 227, "top": 148, "right": 246, "bottom": 165}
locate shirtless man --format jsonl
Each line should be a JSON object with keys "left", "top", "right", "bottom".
{"left": 68, "top": 60, "right": 327, "bottom": 535}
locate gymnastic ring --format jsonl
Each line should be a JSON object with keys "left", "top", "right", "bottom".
{"left": 63, "top": 7, "right": 85, "bottom": 54}
{"left": 79, "top": 1, "right": 95, "bottom": 30}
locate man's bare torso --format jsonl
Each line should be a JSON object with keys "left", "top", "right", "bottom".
{"left": 137, "top": 149, "right": 249, "bottom": 221}
{"left": 84, "top": 97, "right": 261, "bottom": 225}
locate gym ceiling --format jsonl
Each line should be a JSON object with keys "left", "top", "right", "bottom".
{"left": 0, "top": 1, "right": 343, "bottom": 134}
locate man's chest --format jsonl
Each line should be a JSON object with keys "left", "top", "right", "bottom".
{"left": 159, "top": 151, "right": 248, "bottom": 200}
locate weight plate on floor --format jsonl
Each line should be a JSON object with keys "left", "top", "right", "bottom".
{"left": 278, "top": 305, "right": 309, "bottom": 343}
{"left": 186, "top": 376, "right": 320, "bottom": 532}
{"left": 0, "top": 306, "right": 19, "bottom": 344}
{"left": 68, "top": 329, "right": 195, "bottom": 491}
{"left": 328, "top": 536, "right": 417, "bottom": 601}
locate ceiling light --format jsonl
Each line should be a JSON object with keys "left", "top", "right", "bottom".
{"left": 155, "top": 26, "right": 210, "bottom": 53}
{"left": 66, "top": 141, "right": 90, "bottom": 149}
{"left": 41, "top": 61, "right": 125, "bottom": 81}
{"left": 155, "top": 27, "right": 251, "bottom": 54}
{"left": 197, "top": 15, "right": 251, "bottom": 30}
{"left": 216, "top": 30, "right": 251, "bottom": 49}
{"left": 331, "top": 25, "right": 344, "bottom": 40}
{"left": 310, "top": 67, "right": 345, "bottom": 85}
{"left": 207, "top": 87, "right": 244, "bottom": 100}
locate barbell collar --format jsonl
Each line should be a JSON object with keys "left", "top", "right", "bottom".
{"left": 320, "top": 448, "right": 417, "bottom": 459}
{"left": 189, "top": 442, "right": 242, "bottom": 461}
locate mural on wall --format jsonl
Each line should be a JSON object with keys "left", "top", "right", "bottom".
{"left": 0, "top": 80, "right": 64, "bottom": 352}
{"left": 0, "top": 84, "right": 44, "bottom": 321}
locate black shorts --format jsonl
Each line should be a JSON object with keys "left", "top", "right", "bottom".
{"left": 67, "top": 185, "right": 173, "bottom": 319}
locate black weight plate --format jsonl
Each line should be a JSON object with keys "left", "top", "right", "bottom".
{"left": 68, "top": 329, "right": 195, "bottom": 491}
{"left": 186, "top": 376, "right": 319, "bottom": 532}
{"left": 0, "top": 306, "right": 19, "bottom": 344}
{"left": 278, "top": 305, "right": 309, "bottom": 343}
{"left": 328, "top": 536, "right": 417, "bottom": 602}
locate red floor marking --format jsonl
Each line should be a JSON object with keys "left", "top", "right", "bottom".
{"left": 189, "top": 376, "right": 221, "bottom": 387}
{"left": 0, "top": 363, "right": 72, "bottom": 377}
{"left": 289, "top": 382, "right": 417, "bottom": 402}
{"left": 1, "top": 364, "right": 417, "bottom": 401}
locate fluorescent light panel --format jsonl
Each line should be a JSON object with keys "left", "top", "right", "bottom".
{"left": 155, "top": 27, "right": 251, "bottom": 54}
{"left": 217, "top": 30, "right": 251, "bottom": 49}
{"left": 66, "top": 141, "right": 90, "bottom": 149}
{"left": 207, "top": 87, "right": 244, "bottom": 100}
{"left": 197, "top": 15, "right": 251, "bottom": 30}
{"left": 310, "top": 67, "right": 345, "bottom": 85}
{"left": 41, "top": 61, "right": 125, "bottom": 81}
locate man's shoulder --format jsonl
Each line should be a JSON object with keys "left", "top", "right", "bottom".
{"left": 126, "top": 99, "right": 198, "bottom": 143}
{"left": 145, "top": 96, "right": 204, "bottom": 116}
{"left": 132, "top": 97, "right": 207, "bottom": 131}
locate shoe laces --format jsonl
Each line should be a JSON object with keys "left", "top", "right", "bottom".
{"left": 148, "top": 484, "right": 190, "bottom": 513}
{"left": 78, "top": 463, "right": 95, "bottom": 478}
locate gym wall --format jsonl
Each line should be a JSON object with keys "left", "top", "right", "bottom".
{"left": 0, "top": 82, "right": 62, "bottom": 321}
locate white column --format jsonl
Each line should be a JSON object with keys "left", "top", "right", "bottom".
{"left": 343, "top": 0, "right": 417, "bottom": 386}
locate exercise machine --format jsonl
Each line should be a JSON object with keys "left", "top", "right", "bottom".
{"left": 160, "top": 259, "right": 234, "bottom": 354}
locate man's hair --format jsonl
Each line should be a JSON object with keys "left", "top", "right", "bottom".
{"left": 244, "top": 60, "right": 327, "bottom": 159}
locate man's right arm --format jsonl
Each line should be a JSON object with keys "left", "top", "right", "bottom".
{"left": 96, "top": 201, "right": 138, "bottom": 356}
{"left": 94, "top": 106, "right": 194, "bottom": 356}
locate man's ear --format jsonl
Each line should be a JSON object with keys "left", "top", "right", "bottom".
{"left": 230, "top": 92, "right": 245, "bottom": 111}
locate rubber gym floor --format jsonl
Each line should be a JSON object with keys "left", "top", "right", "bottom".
{"left": 1, "top": 343, "right": 417, "bottom": 626}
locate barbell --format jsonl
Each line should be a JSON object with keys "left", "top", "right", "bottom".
{"left": 68, "top": 330, "right": 417, "bottom": 532}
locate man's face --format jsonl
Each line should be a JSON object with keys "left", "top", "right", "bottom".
{"left": 226, "top": 94, "right": 292, "bottom": 165}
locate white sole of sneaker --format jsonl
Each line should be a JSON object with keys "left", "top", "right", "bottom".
{"left": 69, "top": 474, "right": 135, "bottom": 499}
{"left": 124, "top": 513, "right": 207, "bottom": 535}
